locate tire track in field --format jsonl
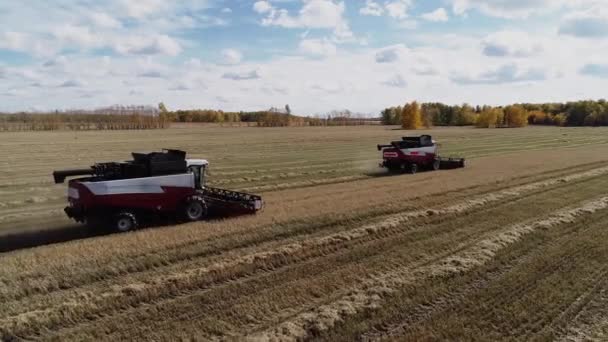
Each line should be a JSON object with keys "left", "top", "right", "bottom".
{"left": 4, "top": 168, "right": 608, "bottom": 340}
{"left": 360, "top": 223, "right": 591, "bottom": 341}
{"left": 1, "top": 162, "right": 572, "bottom": 303}
{"left": 365, "top": 210, "right": 608, "bottom": 342}
{"left": 247, "top": 196, "right": 608, "bottom": 341}
{"left": 1, "top": 161, "right": 606, "bottom": 302}
{"left": 558, "top": 290, "right": 608, "bottom": 342}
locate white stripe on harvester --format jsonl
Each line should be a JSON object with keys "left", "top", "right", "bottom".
{"left": 82, "top": 174, "right": 194, "bottom": 195}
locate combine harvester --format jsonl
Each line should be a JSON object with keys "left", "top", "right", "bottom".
{"left": 53, "top": 149, "right": 263, "bottom": 232}
{"left": 378, "top": 135, "right": 465, "bottom": 174}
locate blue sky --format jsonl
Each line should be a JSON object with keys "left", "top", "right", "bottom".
{"left": 0, "top": 0, "right": 607, "bottom": 114}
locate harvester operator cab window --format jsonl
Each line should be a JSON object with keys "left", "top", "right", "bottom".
{"left": 188, "top": 165, "right": 206, "bottom": 189}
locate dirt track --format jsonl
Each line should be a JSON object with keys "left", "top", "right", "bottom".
{"left": 2, "top": 126, "right": 608, "bottom": 340}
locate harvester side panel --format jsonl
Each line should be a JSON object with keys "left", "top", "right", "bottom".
{"left": 70, "top": 174, "right": 197, "bottom": 214}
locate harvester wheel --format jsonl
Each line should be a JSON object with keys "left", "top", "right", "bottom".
{"left": 182, "top": 197, "right": 207, "bottom": 222}
{"left": 113, "top": 212, "right": 138, "bottom": 232}
{"left": 409, "top": 163, "right": 418, "bottom": 174}
{"left": 432, "top": 159, "right": 440, "bottom": 171}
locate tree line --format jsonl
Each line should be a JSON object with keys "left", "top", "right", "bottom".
{"left": 160, "top": 104, "right": 380, "bottom": 127}
{"left": 0, "top": 112, "right": 169, "bottom": 131}
{"left": 381, "top": 99, "right": 608, "bottom": 129}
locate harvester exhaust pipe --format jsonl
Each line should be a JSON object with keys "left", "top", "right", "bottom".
{"left": 53, "top": 168, "right": 93, "bottom": 184}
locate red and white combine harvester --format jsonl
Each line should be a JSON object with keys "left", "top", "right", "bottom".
{"left": 377, "top": 135, "right": 465, "bottom": 174}
{"left": 53, "top": 149, "right": 263, "bottom": 232}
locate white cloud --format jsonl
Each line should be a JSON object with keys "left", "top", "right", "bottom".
{"left": 0, "top": 31, "right": 29, "bottom": 51}
{"left": 360, "top": 0, "right": 384, "bottom": 16}
{"left": 559, "top": 8, "right": 608, "bottom": 38}
{"left": 221, "top": 49, "right": 243, "bottom": 65}
{"left": 255, "top": 0, "right": 353, "bottom": 42}
{"left": 299, "top": 38, "right": 337, "bottom": 57}
{"left": 221, "top": 8, "right": 232, "bottom": 14}
{"left": 385, "top": 0, "right": 412, "bottom": 19}
{"left": 421, "top": 8, "right": 449, "bottom": 22}
{"left": 52, "top": 25, "right": 101, "bottom": 48}
{"left": 412, "top": 65, "right": 439, "bottom": 76}
{"left": 0, "top": 31, "right": 57, "bottom": 57}
{"left": 42, "top": 56, "right": 68, "bottom": 68}
{"left": 451, "top": 64, "right": 547, "bottom": 84}
{"left": 114, "top": 34, "right": 182, "bottom": 56}
{"left": 375, "top": 44, "right": 408, "bottom": 63}
{"left": 59, "top": 79, "right": 87, "bottom": 88}
{"left": 169, "top": 78, "right": 206, "bottom": 91}
{"left": 253, "top": 1, "right": 273, "bottom": 14}
{"left": 449, "top": 0, "right": 606, "bottom": 19}
{"left": 482, "top": 31, "right": 543, "bottom": 57}
{"left": 0, "top": 1, "right": 607, "bottom": 114}
{"left": 450, "top": 0, "right": 551, "bottom": 18}
{"left": 383, "top": 74, "right": 407, "bottom": 88}
{"left": 397, "top": 20, "right": 418, "bottom": 29}
{"left": 89, "top": 12, "right": 122, "bottom": 29}
{"left": 222, "top": 70, "right": 261, "bottom": 81}
{"left": 121, "top": 0, "right": 167, "bottom": 19}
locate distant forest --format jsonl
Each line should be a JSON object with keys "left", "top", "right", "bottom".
{"left": 1, "top": 99, "right": 607, "bottom": 131}
{"left": 382, "top": 100, "right": 608, "bottom": 129}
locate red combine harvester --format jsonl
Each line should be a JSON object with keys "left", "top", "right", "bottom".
{"left": 378, "top": 135, "right": 465, "bottom": 174}
{"left": 53, "top": 149, "right": 263, "bottom": 232}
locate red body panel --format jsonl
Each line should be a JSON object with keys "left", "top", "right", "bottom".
{"left": 382, "top": 147, "right": 436, "bottom": 165}
{"left": 68, "top": 179, "right": 196, "bottom": 214}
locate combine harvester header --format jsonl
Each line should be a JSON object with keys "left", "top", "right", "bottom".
{"left": 53, "top": 149, "right": 263, "bottom": 232}
{"left": 377, "top": 135, "right": 465, "bottom": 174}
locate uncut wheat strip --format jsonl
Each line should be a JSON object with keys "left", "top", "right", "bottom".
{"left": 247, "top": 196, "right": 608, "bottom": 341}
{"left": 3, "top": 166, "right": 608, "bottom": 332}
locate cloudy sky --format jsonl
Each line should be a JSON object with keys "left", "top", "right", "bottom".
{"left": 0, "top": 0, "right": 607, "bottom": 114}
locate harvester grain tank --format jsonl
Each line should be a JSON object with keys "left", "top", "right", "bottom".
{"left": 53, "top": 149, "right": 263, "bottom": 232}
{"left": 377, "top": 135, "right": 465, "bottom": 173}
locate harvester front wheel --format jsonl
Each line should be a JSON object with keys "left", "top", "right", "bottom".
{"left": 113, "top": 212, "right": 138, "bottom": 233}
{"left": 432, "top": 159, "right": 440, "bottom": 171}
{"left": 182, "top": 197, "right": 207, "bottom": 222}
{"left": 409, "top": 163, "right": 418, "bottom": 174}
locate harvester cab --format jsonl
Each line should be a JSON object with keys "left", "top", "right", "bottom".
{"left": 378, "top": 135, "right": 465, "bottom": 174}
{"left": 53, "top": 149, "right": 263, "bottom": 232}
{"left": 186, "top": 159, "right": 209, "bottom": 189}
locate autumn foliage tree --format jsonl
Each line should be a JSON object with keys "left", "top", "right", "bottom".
{"left": 504, "top": 105, "right": 528, "bottom": 128}
{"left": 401, "top": 101, "right": 422, "bottom": 129}
{"left": 476, "top": 108, "right": 503, "bottom": 128}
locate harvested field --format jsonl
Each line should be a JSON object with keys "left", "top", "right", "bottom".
{"left": 2, "top": 125, "right": 608, "bottom": 341}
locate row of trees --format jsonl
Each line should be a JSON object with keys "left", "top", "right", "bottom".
{"left": 0, "top": 113, "right": 169, "bottom": 131}
{"left": 381, "top": 99, "right": 608, "bottom": 129}
{"left": 160, "top": 103, "right": 379, "bottom": 127}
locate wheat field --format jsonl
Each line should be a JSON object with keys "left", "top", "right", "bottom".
{"left": 2, "top": 125, "right": 608, "bottom": 341}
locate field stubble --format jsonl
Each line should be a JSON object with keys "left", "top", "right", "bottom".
{"left": 2, "top": 126, "right": 608, "bottom": 340}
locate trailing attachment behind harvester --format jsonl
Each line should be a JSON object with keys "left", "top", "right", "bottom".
{"left": 377, "top": 135, "right": 465, "bottom": 174}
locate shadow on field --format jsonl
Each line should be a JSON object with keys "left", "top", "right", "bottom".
{"left": 0, "top": 211, "right": 251, "bottom": 254}
{"left": 0, "top": 224, "right": 110, "bottom": 253}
